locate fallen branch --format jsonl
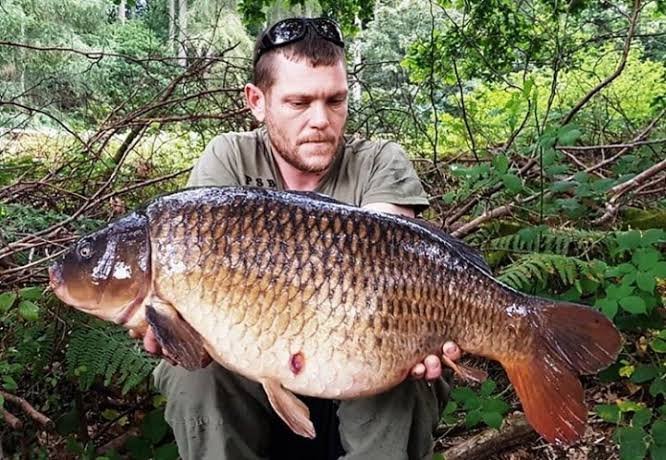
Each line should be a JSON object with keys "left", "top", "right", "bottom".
{"left": 556, "top": 138, "right": 666, "bottom": 151}
{"left": 0, "top": 390, "right": 54, "bottom": 429}
{"left": 442, "top": 413, "right": 537, "bottom": 460}
{"left": 594, "top": 158, "right": 666, "bottom": 224}
{"left": 1, "top": 407, "right": 23, "bottom": 429}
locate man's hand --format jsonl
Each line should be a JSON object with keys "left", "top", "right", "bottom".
{"left": 410, "top": 341, "right": 461, "bottom": 380}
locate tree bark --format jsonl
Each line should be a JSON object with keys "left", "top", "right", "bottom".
{"left": 178, "top": 0, "right": 188, "bottom": 67}
{"left": 118, "top": 0, "right": 127, "bottom": 22}
{"left": 168, "top": 0, "right": 176, "bottom": 54}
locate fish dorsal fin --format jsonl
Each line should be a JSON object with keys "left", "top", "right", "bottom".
{"left": 400, "top": 217, "right": 493, "bottom": 275}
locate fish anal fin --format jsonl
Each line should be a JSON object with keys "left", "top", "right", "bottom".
{"left": 145, "top": 300, "right": 211, "bottom": 370}
{"left": 261, "top": 378, "right": 315, "bottom": 439}
{"left": 441, "top": 355, "right": 488, "bottom": 383}
{"left": 503, "top": 354, "right": 586, "bottom": 446}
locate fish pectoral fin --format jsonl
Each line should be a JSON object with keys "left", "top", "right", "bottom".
{"left": 261, "top": 378, "right": 316, "bottom": 439}
{"left": 145, "top": 300, "right": 211, "bottom": 370}
{"left": 441, "top": 355, "right": 488, "bottom": 383}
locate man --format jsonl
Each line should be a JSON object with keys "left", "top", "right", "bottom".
{"left": 147, "top": 17, "right": 461, "bottom": 460}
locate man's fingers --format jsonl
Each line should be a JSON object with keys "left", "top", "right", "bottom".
{"left": 411, "top": 363, "right": 426, "bottom": 379}
{"left": 442, "top": 341, "right": 461, "bottom": 361}
{"left": 143, "top": 327, "right": 161, "bottom": 355}
{"left": 424, "top": 355, "right": 442, "bottom": 380}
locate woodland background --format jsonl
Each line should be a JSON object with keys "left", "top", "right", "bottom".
{"left": 0, "top": 0, "right": 664, "bottom": 458}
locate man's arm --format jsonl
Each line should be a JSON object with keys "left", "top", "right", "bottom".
{"left": 362, "top": 202, "right": 415, "bottom": 217}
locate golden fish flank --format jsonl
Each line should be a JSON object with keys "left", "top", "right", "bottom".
{"left": 49, "top": 186, "right": 622, "bottom": 445}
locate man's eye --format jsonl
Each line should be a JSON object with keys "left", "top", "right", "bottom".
{"left": 290, "top": 101, "right": 307, "bottom": 108}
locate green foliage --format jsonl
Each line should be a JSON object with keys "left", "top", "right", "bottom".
{"left": 498, "top": 253, "right": 604, "bottom": 293}
{"left": 65, "top": 321, "right": 157, "bottom": 394}
{"left": 443, "top": 379, "right": 510, "bottom": 430}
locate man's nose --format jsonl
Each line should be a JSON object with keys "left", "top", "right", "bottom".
{"left": 308, "top": 103, "right": 330, "bottom": 129}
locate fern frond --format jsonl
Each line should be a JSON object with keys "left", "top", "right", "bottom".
{"left": 489, "top": 227, "right": 610, "bottom": 257}
{"left": 498, "top": 253, "right": 603, "bottom": 292}
{"left": 66, "top": 322, "right": 157, "bottom": 394}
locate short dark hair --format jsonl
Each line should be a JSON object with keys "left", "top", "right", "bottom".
{"left": 252, "top": 21, "right": 346, "bottom": 91}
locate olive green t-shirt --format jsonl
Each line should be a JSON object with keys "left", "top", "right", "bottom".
{"left": 187, "top": 127, "right": 429, "bottom": 212}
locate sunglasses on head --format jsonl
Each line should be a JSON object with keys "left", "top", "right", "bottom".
{"left": 254, "top": 17, "right": 345, "bottom": 65}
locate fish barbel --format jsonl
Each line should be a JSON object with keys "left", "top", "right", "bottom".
{"left": 49, "top": 186, "right": 621, "bottom": 445}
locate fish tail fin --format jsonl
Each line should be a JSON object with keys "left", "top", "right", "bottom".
{"left": 501, "top": 300, "right": 622, "bottom": 445}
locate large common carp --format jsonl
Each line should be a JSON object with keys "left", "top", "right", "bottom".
{"left": 49, "top": 186, "right": 621, "bottom": 445}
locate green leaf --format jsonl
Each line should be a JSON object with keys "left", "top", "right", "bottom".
{"left": 619, "top": 296, "right": 646, "bottom": 315}
{"left": 633, "top": 249, "right": 660, "bottom": 271}
{"left": 653, "top": 420, "right": 666, "bottom": 446}
{"left": 2, "top": 375, "right": 18, "bottom": 391}
{"left": 651, "top": 338, "right": 666, "bottom": 353}
{"left": 482, "top": 411, "right": 503, "bottom": 429}
{"left": 596, "top": 404, "right": 621, "bottom": 423}
{"left": 632, "top": 408, "right": 652, "bottom": 428}
{"left": 125, "top": 437, "right": 152, "bottom": 460}
{"left": 18, "top": 300, "right": 40, "bottom": 321}
{"left": 141, "top": 409, "right": 169, "bottom": 444}
{"left": 0, "top": 394, "right": 4, "bottom": 408}
{"left": 557, "top": 124, "right": 582, "bottom": 146}
{"left": 631, "top": 366, "right": 658, "bottom": 384}
{"left": 636, "top": 272, "right": 656, "bottom": 293}
{"left": 465, "top": 409, "right": 482, "bottom": 428}
{"left": 651, "top": 444, "right": 666, "bottom": 460}
{"left": 482, "top": 398, "right": 510, "bottom": 414}
{"left": 596, "top": 298, "right": 619, "bottom": 319}
{"left": 492, "top": 155, "right": 509, "bottom": 175}
{"left": 154, "top": 443, "right": 179, "bottom": 460}
{"left": 614, "top": 426, "right": 648, "bottom": 460}
{"left": 617, "top": 231, "right": 642, "bottom": 251}
{"left": 654, "top": 262, "right": 666, "bottom": 278}
{"left": 643, "top": 229, "right": 666, "bottom": 246}
{"left": 550, "top": 181, "right": 576, "bottom": 193}
{"left": 650, "top": 379, "right": 666, "bottom": 398}
{"left": 480, "top": 379, "right": 497, "bottom": 397}
{"left": 501, "top": 174, "right": 522, "bottom": 193}
{"left": 0, "top": 292, "right": 17, "bottom": 313}
{"left": 19, "top": 286, "right": 43, "bottom": 301}
{"left": 451, "top": 387, "right": 476, "bottom": 403}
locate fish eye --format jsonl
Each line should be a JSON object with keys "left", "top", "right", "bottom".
{"left": 78, "top": 241, "right": 93, "bottom": 259}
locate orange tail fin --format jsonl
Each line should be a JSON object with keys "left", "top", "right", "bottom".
{"left": 501, "top": 301, "right": 622, "bottom": 445}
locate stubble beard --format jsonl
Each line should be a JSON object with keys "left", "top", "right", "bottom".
{"left": 266, "top": 114, "right": 344, "bottom": 174}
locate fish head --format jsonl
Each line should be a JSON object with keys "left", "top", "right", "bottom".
{"left": 49, "top": 212, "right": 151, "bottom": 326}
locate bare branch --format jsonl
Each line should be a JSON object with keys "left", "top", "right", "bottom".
{"left": 561, "top": 0, "right": 642, "bottom": 125}
{"left": 0, "top": 390, "right": 54, "bottom": 429}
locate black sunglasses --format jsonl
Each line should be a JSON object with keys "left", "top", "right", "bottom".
{"left": 255, "top": 17, "right": 344, "bottom": 65}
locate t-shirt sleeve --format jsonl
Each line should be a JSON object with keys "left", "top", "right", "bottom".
{"left": 187, "top": 135, "right": 242, "bottom": 187}
{"left": 360, "top": 142, "right": 430, "bottom": 213}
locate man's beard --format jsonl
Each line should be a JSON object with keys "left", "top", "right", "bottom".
{"left": 266, "top": 115, "right": 343, "bottom": 174}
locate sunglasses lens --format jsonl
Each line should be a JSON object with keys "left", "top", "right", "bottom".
{"left": 270, "top": 19, "right": 306, "bottom": 45}
{"left": 312, "top": 19, "right": 343, "bottom": 44}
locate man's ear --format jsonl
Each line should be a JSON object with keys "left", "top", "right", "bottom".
{"left": 245, "top": 83, "right": 266, "bottom": 123}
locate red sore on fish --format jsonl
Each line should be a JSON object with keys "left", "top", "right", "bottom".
{"left": 290, "top": 352, "right": 305, "bottom": 375}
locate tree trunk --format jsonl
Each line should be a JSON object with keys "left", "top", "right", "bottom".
{"left": 178, "top": 0, "right": 188, "bottom": 67}
{"left": 118, "top": 0, "right": 126, "bottom": 22}
{"left": 168, "top": 0, "right": 176, "bottom": 54}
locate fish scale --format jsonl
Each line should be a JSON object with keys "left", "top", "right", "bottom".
{"left": 51, "top": 186, "right": 622, "bottom": 444}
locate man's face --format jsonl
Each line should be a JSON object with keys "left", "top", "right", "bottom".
{"left": 259, "top": 54, "right": 348, "bottom": 174}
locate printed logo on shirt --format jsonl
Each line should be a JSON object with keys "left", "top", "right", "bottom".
{"left": 245, "top": 175, "right": 277, "bottom": 188}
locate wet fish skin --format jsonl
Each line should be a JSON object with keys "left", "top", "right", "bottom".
{"left": 50, "top": 186, "right": 622, "bottom": 445}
